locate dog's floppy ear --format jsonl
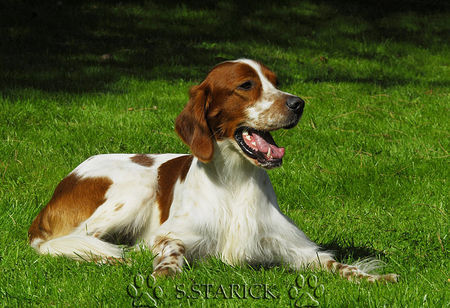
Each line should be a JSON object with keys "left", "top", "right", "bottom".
{"left": 175, "top": 83, "right": 214, "bottom": 162}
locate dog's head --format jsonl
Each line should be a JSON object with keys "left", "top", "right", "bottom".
{"left": 175, "top": 59, "right": 304, "bottom": 169}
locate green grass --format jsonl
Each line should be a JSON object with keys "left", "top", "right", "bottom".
{"left": 0, "top": 0, "right": 448, "bottom": 306}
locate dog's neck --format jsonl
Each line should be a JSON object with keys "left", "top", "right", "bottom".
{"left": 198, "top": 140, "right": 266, "bottom": 187}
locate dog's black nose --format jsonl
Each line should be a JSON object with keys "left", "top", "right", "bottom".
{"left": 286, "top": 96, "right": 305, "bottom": 113}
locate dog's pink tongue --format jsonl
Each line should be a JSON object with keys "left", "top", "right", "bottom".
{"left": 253, "top": 134, "right": 285, "bottom": 159}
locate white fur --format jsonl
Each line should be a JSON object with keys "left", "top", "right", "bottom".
{"left": 38, "top": 235, "right": 123, "bottom": 260}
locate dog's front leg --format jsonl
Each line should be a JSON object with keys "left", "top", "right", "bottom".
{"left": 268, "top": 208, "right": 398, "bottom": 283}
{"left": 151, "top": 236, "right": 186, "bottom": 277}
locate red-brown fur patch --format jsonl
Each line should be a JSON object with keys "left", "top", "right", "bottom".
{"left": 205, "top": 62, "right": 263, "bottom": 140}
{"left": 130, "top": 154, "right": 154, "bottom": 167}
{"left": 28, "top": 173, "right": 112, "bottom": 243}
{"left": 326, "top": 260, "right": 336, "bottom": 270}
{"left": 156, "top": 155, "right": 193, "bottom": 224}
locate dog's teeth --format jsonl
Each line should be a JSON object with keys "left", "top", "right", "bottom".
{"left": 251, "top": 142, "right": 256, "bottom": 146}
{"left": 243, "top": 131, "right": 248, "bottom": 136}
{"left": 245, "top": 135, "right": 252, "bottom": 141}
{"left": 267, "top": 148, "right": 272, "bottom": 159}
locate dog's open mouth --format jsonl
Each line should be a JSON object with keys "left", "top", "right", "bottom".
{"left": 234, "top": 127, "right": 285, "bottom": 168}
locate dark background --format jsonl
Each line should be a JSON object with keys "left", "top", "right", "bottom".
{"left": 1, "top": 0, "right": 448, "bottom": 93}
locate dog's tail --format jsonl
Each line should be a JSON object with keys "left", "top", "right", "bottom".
{"left": 325, "top": 259, "right": 398, "bottom": 283}
{"left": 30, "top": 234, "right": 123, "bottom": 262}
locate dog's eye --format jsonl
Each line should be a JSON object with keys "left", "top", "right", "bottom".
{"left": 237, "top": 81, "right": 253, "bottom": 90}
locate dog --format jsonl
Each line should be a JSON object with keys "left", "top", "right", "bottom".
{"left": 28, "top": 59, "right": 397, "bottom": 282}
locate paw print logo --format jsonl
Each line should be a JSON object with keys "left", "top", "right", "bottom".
{"left": 288, "top": 274, "right": 325, "bottom": 307}
{"left": 127, "top": 274, "right": 164, "bottom": 307}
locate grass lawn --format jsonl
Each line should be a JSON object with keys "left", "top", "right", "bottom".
{"left": 0, "top": 1, "right": 448, "bottom": 306}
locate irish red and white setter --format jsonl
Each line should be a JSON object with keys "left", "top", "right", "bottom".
{"left": 29, "top": 59, "right": 397, "bottom": 282}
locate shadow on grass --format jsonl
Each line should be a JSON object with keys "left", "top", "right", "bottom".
{"left": 320, "top": 239, "right": 386, "bottom": 262}
{"left": 1, "top": 0, "right": 448, "bottom": 95}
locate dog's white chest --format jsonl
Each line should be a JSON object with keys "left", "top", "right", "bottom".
{"left": 173, "top": 167, "right": 275, "bottom": 265}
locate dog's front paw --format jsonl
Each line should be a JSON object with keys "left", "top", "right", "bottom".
{"left": 152, "top": 236, "right": 185, "bottom": 278}
{"left": 152, "top": 262, "right": 181, "bottom": 278}
{"left": 379, "top": 273, "right": 399, "bottom": 283}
